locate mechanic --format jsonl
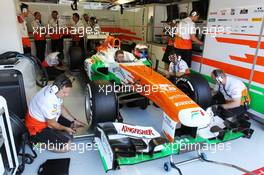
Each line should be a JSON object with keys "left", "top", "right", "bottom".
{"left": 17, "top": 3, "right": 31, "bottom": 54}
{"left": 162, "top": 20, "right": 177, "bottom": 71}
{"left": 174, "top": 10, "right": 203, "bottom": 67}
{"left": 166, "top": 52, "right": 190, "bottom": 83}
{"left": 32, "top": 11, "right": 46, "bottom": 62}
{"left": 87, "top": 17, "right": 101, "bottom": 54}
{"left": 25, "top": 74, "right": 85, "bottom": 152}
{"left": 71, "top": 13, "right": 85, "bottom": 53}
{"left": 211, "top": 69, "right": 250, "bottom": 118}
{"left": 48, "top": 10, "right": 63, "bottom": 53}
{"left": 41, "top": 52, "right": 66, "bottom": 80}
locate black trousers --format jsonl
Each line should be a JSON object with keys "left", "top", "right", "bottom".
{"left": 175, "top": 48, "right": 192, "bottom": 67}
{"left": 35, "top": 40, "right": 46, "bottom": 62}
{"left": 212, "top": 93, "right": 246, "bottom": 119}
{"left": 23, "top": 47, "right": 31, "bottom": 55}
{"left": 51, "top": 38, "right": 63, "bottom": 53}
{"left": 31, "top": 116, "right": 73, "bottom": 147}
{"left": 46, "top": 67, "right": 65, "bottom": 80}
{"left": 162, "top": 45, "right": 175, "bottom": 64}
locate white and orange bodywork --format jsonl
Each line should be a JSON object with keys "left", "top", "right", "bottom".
{"left": 85, "top": 36, "right": 211, "bottom": 142}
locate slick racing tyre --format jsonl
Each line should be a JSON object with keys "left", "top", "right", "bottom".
{"left": 69, "top": 46, "right": 83, "bottom": 70}
{"left": 85, "top": 80, "right": 118, "bottom": 126}
{"left": 175, "top": 74, "right": 212, "bottom": 109}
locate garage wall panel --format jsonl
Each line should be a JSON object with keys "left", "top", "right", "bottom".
{"left": 198, "top": 0, "right": 264, "bottom": 117}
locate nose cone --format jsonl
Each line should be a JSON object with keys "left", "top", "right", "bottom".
{"left": 178, "top": 107, "right": 212, "bottom": 128}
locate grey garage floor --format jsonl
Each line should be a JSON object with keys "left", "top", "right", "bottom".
{"left": 22, "top": 74, "right": 264, "bottom": 175}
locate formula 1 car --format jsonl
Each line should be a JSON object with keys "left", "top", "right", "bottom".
{"left": 83, "top": 36, "right": 253, "bottom": 172}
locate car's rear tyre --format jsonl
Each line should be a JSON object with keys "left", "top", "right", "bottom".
{"left": 85, "top": 80, "right": 118, "bottom": 126}
{"left": 175, "top": 74, "right": 212, "bottom": 109}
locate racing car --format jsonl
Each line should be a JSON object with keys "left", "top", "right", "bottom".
{"left": 83, "top": 36, "right": 253, "bottom": 172}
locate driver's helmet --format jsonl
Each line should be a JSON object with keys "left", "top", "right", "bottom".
{"left": 134, "top": 44, "right": 148, "bottom": 59}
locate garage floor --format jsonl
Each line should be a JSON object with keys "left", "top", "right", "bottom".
{"left": 22, "top": 74, "right": 264, "bottom": 175}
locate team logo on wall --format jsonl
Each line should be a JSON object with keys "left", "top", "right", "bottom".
{"left": 251, "top": 18, "right": 263, "bottom": 22}
{"left": 231, "top": 9, "right": 235, "bottom": 15}
{"left": 209, "top": 12, "right": 217, "bottom": 15}
{"left": 240, "top": 9, "right": 248, "bottom": 14}
{"left": 234, "top": 18, "right": 248, "bottom": 21}
{"left": 254, "top": 7, "right": 264, "bottom": 13}
{"left": 208, "top": 18, "right": 216, "bottom": 22}
{"left": 220, "top": 10, "right": 227, "bottom": 15}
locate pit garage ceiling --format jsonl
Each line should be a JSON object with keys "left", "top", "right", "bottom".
{"left": 20, "top": 0, "right": 197, "bottom": 5}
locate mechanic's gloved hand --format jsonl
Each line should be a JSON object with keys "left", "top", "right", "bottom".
{"left": 211, "top": 104, "right": 220, "bottom": 115}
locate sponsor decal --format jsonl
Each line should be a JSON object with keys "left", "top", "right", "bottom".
{"left": 231, "top": 9, "right": 235, "bottom": 15}
{"left": 121, "top": 125, "right": 154, "bottom": 136}
{"left": 191, "top": 110, "right": 205, "bottom": 119}
{"left": 220, "top": 10, "right": 227, "bottom": 15}
{"left": 252, "top": 18, "right": 263, "bottom": 22}
{"left": 240, "top": 8, "right": 248, "bottom": 14}
{"left": 174, "top": 101, "right": 195, "bottom": 107}
{"left": 243, "top": 166, "right": 264, "bottom": 175}
{"left": 208, "top": 18, "right": 216, "bottom": 22}
{"left": 209, "top": 12, "right": 217, "bottom": 15}
{"left": 234, "top": 18, "right": 248, "bottom": 22}
{"left": 254, "top": 7, "right": 264, "bottom": 13}
{"left": 169, "top": 94, "right": 186, "bottom": 100}
{"left": 218, "top": 19, "right": 228, "bottom": 21}
{"left": 241, "top": 26, "right": 248, "bottom": 28}
{"left": 114, "top": 123, "right": 160, "bottom": 139}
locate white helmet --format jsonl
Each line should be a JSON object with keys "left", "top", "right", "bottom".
{"left": 46, "top": 52, "right": 60, "bottom": 66}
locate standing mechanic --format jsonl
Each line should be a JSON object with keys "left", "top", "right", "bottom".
{"left": 25, "top": 74, "right": 85, "bottom": 152}
{"left": 71, "top": 13, "right": 85, "bottom": 54}
{"left": 174, "top": 10, "right": 203, "bottom": 67}
{"left": 32, "top": 11, "right": 46, "bottom": 62}
{"left": 211, "top": 69, "right": 250, "bottom": 118}
{"left": 17, "top": 3, "right": 31, "bottom": 54}
{"left": 162, "top": 20, "right": 177, "bottom": 71}
{"left": 48, "top": 11, "right": 63, "bottom": 54}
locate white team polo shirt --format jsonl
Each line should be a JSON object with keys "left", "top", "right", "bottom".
{"left": 215, "top": 76, "right": 246, "bottom": 101}
{"left": 177, "top": 17, "right": 196, "bottom": 40}
{"left": 169, "top": 60, "right": 189, "bottom": 73}
{"left": 29, "top": 85, "right": 63, "bottom": 122}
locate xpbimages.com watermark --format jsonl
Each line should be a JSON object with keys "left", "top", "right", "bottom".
{"left": 98, "top": 82, "right": 178, "bottom": 95}
{"left": 32, "top": 141, "right": 98, "bottom": 153}
{"left": 33, "top": 24, "right": 100, "bottom": 37}
{"left": 164, "top": 140, "right": 232, "bottom": 154}
{"left": 164, "top": 26, "right": 232, "bottom": 37}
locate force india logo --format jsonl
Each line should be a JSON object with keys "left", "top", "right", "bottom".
{"left": 191, "top": 110, "right": 205, "bottom": 119}
{"left": 121, "top": 125, "right": 154, "bottom": 136}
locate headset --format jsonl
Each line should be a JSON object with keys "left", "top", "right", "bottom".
{"left": 176, "top": 55, "right": 182, "bottom": 62}
{"left": 190, "top": 10, "right": 200, "bottom": 17}
{"left": 50, "top": 74, "right": 72, "bottom": 94}
{"left": 212, "top": 69, "right": 224, "bottom": 84}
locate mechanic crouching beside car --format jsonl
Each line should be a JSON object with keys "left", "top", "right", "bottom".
{"left": 166, "top": 52, "right": 190, "bottom": 83}
{"left": 211, "top": 69, "right": 250, "bottom": 119}
{"left": 25, "top": 74, "right": 85, "bottom": 152}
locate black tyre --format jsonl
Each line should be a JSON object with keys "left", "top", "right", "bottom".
{"left": 69, "top": 46, "right": 83, "bottom": 70}
{"left": 85, "top": 80, "right": 118, "bottom": 126}
{"left": 9, "top": 111, "right": 28, "bottom": 152}
{"left": 175, "top": 74, "right": 212, "bottom": 109}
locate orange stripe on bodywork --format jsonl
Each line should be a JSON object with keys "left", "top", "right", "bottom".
{"left": 192, "top": 55, "right": 264, "bottom": 85}
{"left": 120, "top": 64, "right": 200, "bottom": 122}
{"left": 215, "top": 37, "right": 264, "bottom": 49}
{"left": 230, "top": 54, "right": 264, "bottom": 66}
